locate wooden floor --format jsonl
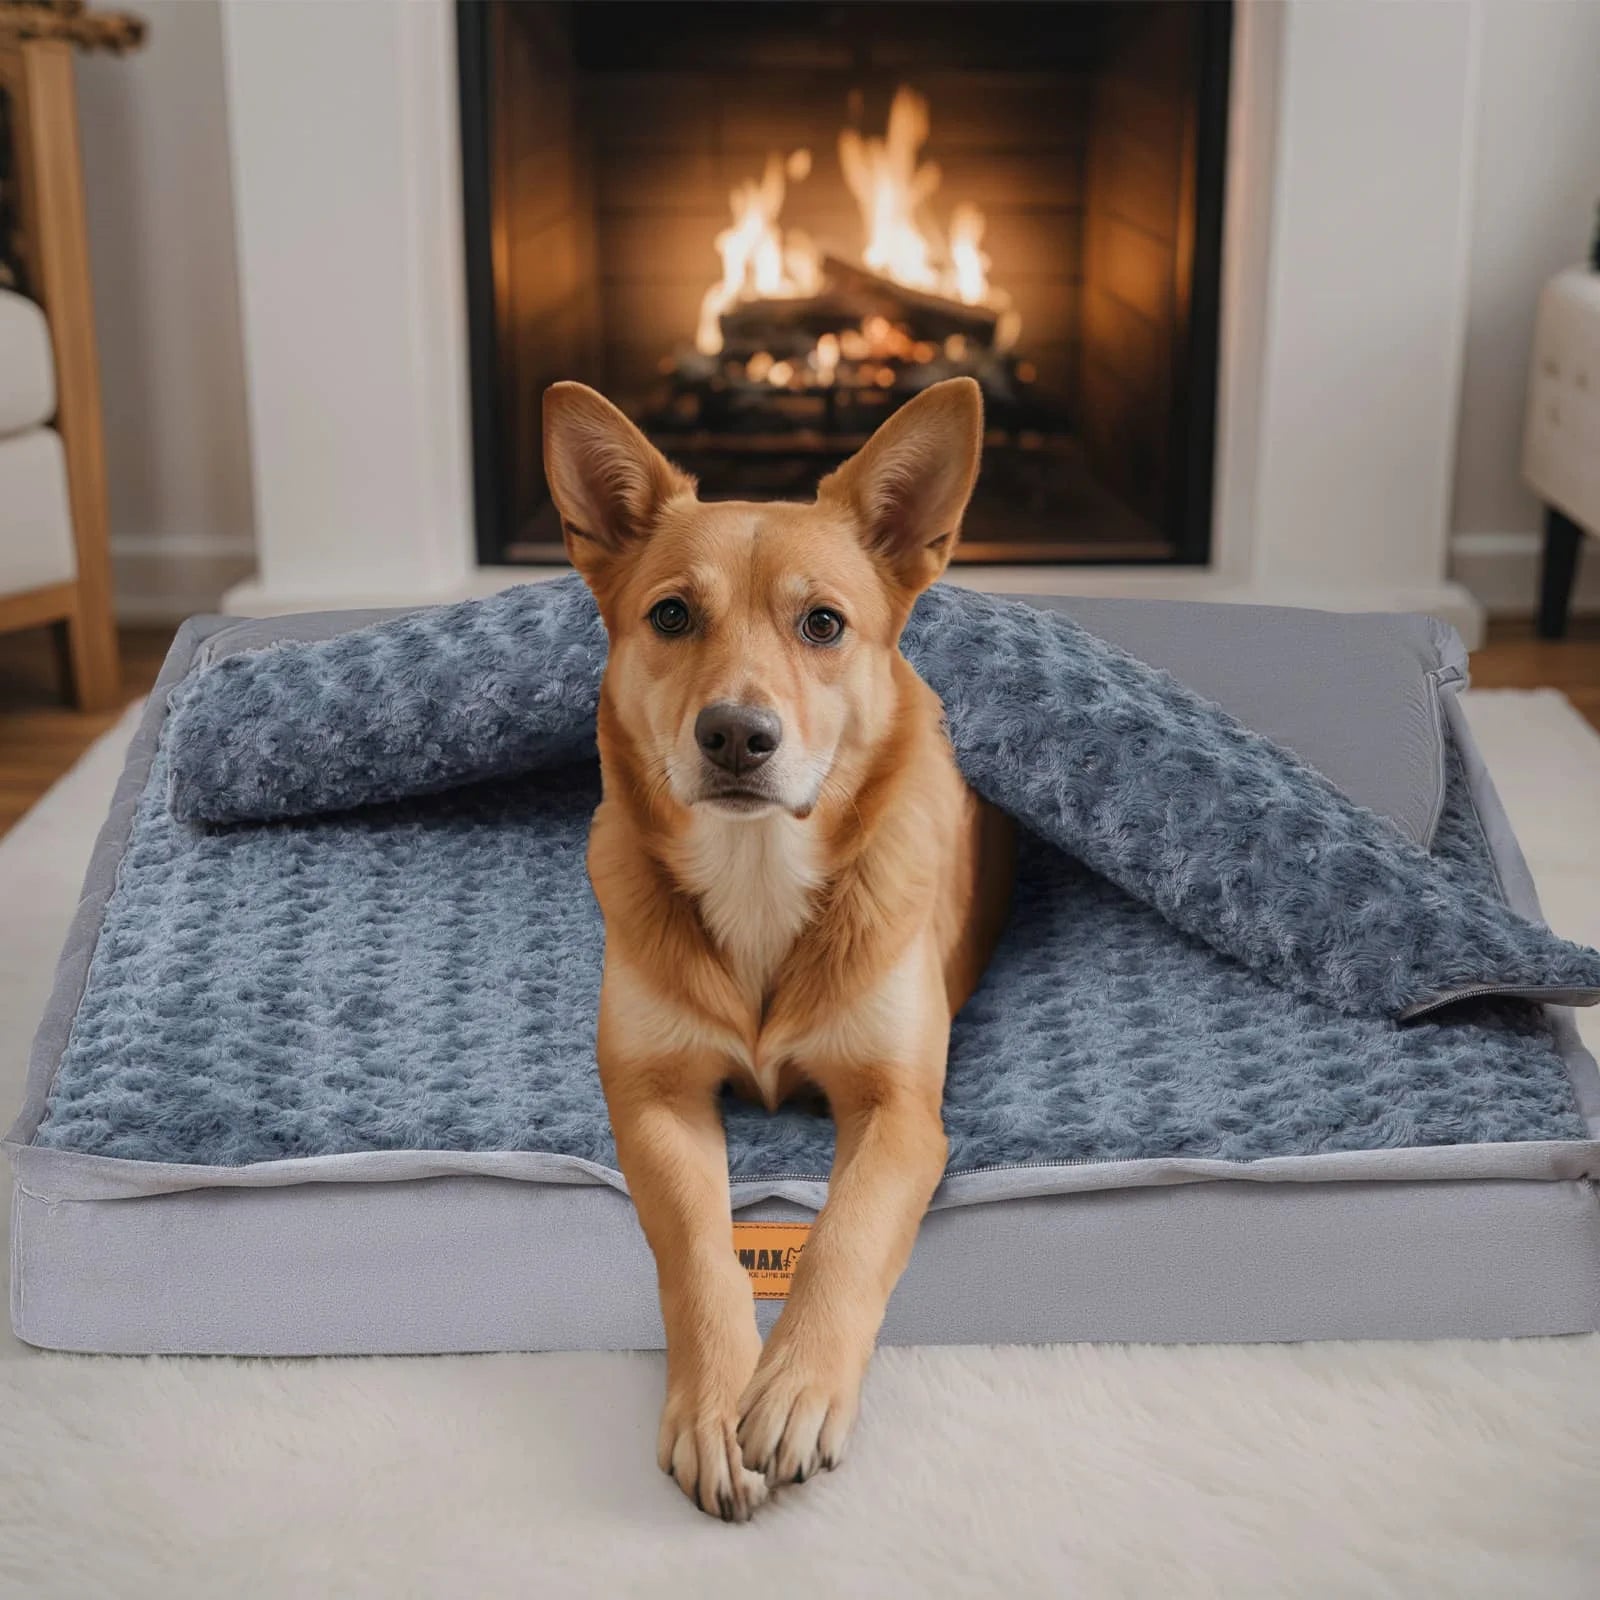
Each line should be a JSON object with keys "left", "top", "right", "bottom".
{"left": 0, "top": 624, "right": 172, "bottom": 836}
{"left": 0, "top": 617, "right": 1597, "bottom": 840}
{"left": 1465, "top": 616, "right": 1600, "bottom": 730}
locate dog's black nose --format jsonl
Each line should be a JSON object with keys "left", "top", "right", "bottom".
{"left": 695, "top": 702, "right": 781, "bottom": 776}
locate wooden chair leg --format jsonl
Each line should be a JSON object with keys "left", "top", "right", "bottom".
{"left": 1536, "top": 506, "right": 1585, "bottom": 640}
{"left": 7, "top": 41, "right": 121, "bottom": 712}
{"left": 58, "top": 596, "right": 120, "bottom": 711}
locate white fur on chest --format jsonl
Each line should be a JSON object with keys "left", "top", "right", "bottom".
{"left": 678, "top": 810, "right": 822, "bottom": 996}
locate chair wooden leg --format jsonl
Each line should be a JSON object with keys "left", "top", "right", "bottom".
{"left": 58, "top": 596, "right": 120, "bottom": 711}
{"left": 7, "top": 41, "right": 121, "bottom": 713}
{"left": 1536, "top": 506, "right": 1585, "bottom": 640}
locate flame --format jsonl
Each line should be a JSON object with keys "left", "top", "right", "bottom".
{"left": 695, "top": 151, "right": 820, "bottom": 356}
{"left": 694, "top": 85, "right": 1018, "bottom": 357}
{"left": 947, "top": 203, "right": 989, "bottom": 307}
{"left": 838, "top": 87, "right": 944, "bottom": 292}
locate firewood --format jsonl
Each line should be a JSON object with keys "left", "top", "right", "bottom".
{"left": 718, "top": 289, "right": 877, "bottom": 358}
{"left": 820, "top": 254, "right": 999, "bottom": 345}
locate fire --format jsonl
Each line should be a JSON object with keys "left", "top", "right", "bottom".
{"left": 838, "top": 87, "right": 945, "bottom": 293}
{"left": 694, "top": 84, "right": 1019, "bottom": 358}
{"left": 695, "top": 151, "right": 821, "bottom": 356}
{"left": 947, "top": 203, "right": 989, "bottom": 307}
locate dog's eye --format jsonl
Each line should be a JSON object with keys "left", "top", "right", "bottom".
{"left": 800, "top": 607, "right": 845, "bottom": 646}
{"left": 649, "top": 598, "right": 692, "bottom": 637}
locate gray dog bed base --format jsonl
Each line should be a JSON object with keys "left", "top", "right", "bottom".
{"left": 9, "top": 600, "right": 1600, "bottom": 1353}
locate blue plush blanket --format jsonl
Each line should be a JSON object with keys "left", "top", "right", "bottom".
{"left": 30, "top": 586, "right": 1599, "bottom": 1174}
{"left": 32, "top": 728, "right": 1590, "bottom": 1172}
{"left": 163, "top": 578, "right": 1600, "bottom": 1023}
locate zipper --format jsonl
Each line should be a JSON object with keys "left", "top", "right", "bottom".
{"left": 735, "top": 1153, "right": 1124, "bottom": 1186}
{"left": 1398, "top": 982, "right": 1600, "bottom": 1023}
{"left": 1398, "top": 984, "right": 1510, "bottom": 1021}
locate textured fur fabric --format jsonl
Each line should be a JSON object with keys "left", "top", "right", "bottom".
{"left": 34, "top": 726, "right": 1586, "bottom": 1170}
{"left": 162, "top": 577, "right": 1600, "bottom": 1021}
{"left": 166, "top": 579, "right": 608, "bottom": 824}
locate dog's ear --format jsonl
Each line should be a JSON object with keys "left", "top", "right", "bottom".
{"left": 543, "top": 382, "right": 695, "bottom": 588}
{"left": 818, "top": 377, "right": 983, "bottom": 593}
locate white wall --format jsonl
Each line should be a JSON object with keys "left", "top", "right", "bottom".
{"left": 1249, "top": 0, "right": 1479, "bottom": 610}
{"left": 1450, "top": 0, "right": 1600, "bottom": 616}
{"left": 75, "top": 0, "right": 256, "bottom": 621}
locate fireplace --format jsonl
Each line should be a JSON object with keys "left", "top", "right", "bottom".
{"left": 457, "top": 1, "right": 1231, "bottom": 567}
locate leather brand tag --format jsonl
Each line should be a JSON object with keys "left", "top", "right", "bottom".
{"left": 732, "top": 1221, "right": 811, "bottom": 1300}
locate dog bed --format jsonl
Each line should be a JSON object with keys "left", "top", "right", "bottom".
{"left": 8, "top": 592, "right": 1600, "bottom": 1353}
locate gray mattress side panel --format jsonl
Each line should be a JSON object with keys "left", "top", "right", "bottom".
{"left": 1443, "top": 689, "right": 1600, "bottom": 1136}
{"left": 4, "top": 620, "right": 227, "bottom": 1150}
{"left": 13, "top": 1173, "right": 1600, "bottom": 1354}
{"left": 1017, "top": 596, "right": 1459, "bottom": 847}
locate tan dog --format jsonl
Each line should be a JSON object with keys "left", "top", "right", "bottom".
{"left": 543, "top": 377, "right": 1014, "bottom": 1520}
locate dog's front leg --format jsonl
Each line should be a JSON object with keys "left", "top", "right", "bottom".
{"left": 601, "top": 1049, "right": 767, "bottom": 1521}
{"left": 736, "top": 1056, "right": 947, "bottom": 1487}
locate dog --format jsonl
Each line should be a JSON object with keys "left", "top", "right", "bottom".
{"left": 543, "top": 376, "right": 1014, "bottom": 1520}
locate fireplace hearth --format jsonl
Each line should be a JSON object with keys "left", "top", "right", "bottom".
{"left": 458, "top": 1, "right": 1231, "bottom": 566}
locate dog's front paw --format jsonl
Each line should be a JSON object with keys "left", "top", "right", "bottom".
{"left": 736, "top": 1332, "right": 863, "bottom": 1488}
{"left": 659, "top": 1389, "right": 770, "bottom": 1522}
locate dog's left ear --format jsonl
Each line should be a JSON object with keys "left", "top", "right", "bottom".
{"left": 818, "top": 376, "right": 983, "bottom": 593}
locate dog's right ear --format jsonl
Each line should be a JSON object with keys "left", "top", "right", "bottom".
{"left": 543, "top": 382, "right": 695, "bottom": 589}
{"left": 816, "top": 377, "right": 982, "bottom": 596}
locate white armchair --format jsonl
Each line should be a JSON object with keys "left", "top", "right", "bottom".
{"left": 1523, "top": 267, "right": 1600, "bottom": 638}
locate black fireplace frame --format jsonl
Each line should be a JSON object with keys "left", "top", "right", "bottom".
{"left": 456, "top": 1, "right": 1232, "bottom": 570}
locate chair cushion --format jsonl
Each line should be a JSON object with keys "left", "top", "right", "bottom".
{"left": 1523, "top": 268, "right": 1600, "bottom": 533}
{"left": 0, "top": 290, "right": 56, "bottom": 438}
{"left": 0, "top": 429, "right": 78, "bottom": 592}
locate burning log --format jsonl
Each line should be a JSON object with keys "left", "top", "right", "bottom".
{"left": 819, "top": 255, "right": 1000, "bottom": 347}
{"left": 716, "top": 254, "right": 1002, "bottom": 363}
{"left": 718, "top": 289, "right": 873, "bottom": 361}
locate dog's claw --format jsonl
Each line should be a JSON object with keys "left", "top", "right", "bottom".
{"left": 660, "top": 1397, "right": 769, "bottom": 1523}
{"left": 737, "top": 1343, "right": 859, "bottom": 1490}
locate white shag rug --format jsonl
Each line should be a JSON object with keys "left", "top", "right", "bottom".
{"left": 1, "top": 692, "right": 1598, "bottom": 1597}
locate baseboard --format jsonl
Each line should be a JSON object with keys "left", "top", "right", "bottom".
{"left": 109, "top": 534, "right": 257, "bottom": 561}
{"left": 1451, "top": 530, "right": 1600, "bottom": 620}
{"left": 111, "top": 536, "right": 257, "bottom": 624}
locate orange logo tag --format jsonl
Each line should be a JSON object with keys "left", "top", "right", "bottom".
{"left": 732, "top": 1222, "right": 811, "bottom": 1300}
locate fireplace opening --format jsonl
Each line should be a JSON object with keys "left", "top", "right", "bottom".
{"left": 458, "top": 1, "right": 1231, "bottom": 566}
